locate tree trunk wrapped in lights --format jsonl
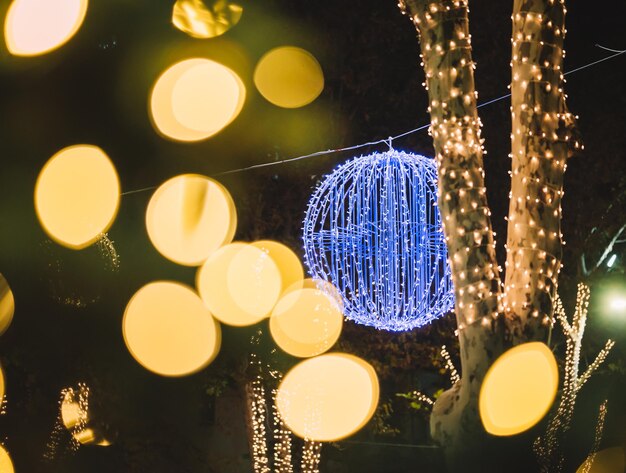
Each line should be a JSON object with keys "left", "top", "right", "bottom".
{"left": 504, "top": 0, "right": 581, "bottom": 342}
{"left": 398, "top": 0, "right": 580, "bottom": 461}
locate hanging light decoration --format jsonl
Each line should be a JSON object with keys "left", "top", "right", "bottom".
{"left": 303, "top": 149, "right": 454, "bottom": 331}
{"left": 172, "top": 0, "right": 242, "bottom": 39}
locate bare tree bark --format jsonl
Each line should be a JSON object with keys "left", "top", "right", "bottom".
{"left": 504, "top": 0, "right": 581, "bottom": 342}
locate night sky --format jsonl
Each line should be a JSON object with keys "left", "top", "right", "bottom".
{"left": 1, "top": 0, "right": 625, "bottom": 472}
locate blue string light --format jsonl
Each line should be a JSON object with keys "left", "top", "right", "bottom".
{"left": 302, "top": 149, "right": 454, "bottom": 331}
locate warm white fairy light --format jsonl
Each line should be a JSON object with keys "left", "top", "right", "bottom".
{"left": 579, "top": 401, "right": 609, "bottom": 473}
{"left": 249, "top": 354, "right": 270, "bottom": 473}
{"left": 534, "top": 284, "right": 614, "bottom": 472}
{"left": 441, "top": 345, "right": 460, "bottom": 385}
{"left": 301, "top": 439, "right": 322, "bottom": 473}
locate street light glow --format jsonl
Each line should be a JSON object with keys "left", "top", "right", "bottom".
{"left": 606, "top": 254, "right": 617, "bottom": 268}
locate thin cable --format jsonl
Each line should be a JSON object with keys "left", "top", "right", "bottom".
{"left": 122, "top": 46, "right": 626, "bottom": 194}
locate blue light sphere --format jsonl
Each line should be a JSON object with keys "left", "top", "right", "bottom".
{"left": 302, "top": 149, "right": 454, "bottom": 331}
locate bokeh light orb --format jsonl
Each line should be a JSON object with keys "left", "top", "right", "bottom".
{"left": 303, "top": 150, "right": 454, "bottom": 331}
{"left": 4, "top": 0, "right": 88, "bottom": 56}
{"left": 576, "top": 447, "right": 625, "bottom": 473}
{"left": 0, "top": 273, "right": 15, "bottom": 336}
{"left": 276, "top": 353, "right": 379, "bottom": 441}
{"left": 254, "top": 46, "right": 324, "bottom": 108}
{"left": 251, "top": 240, "right": 303, "bottom": 293}
{"left": 0, "top": 445, "right": 14, "bottom": 473}
{"left": 150, "top": 58, "right": 245, "bottom": 142}
{"left": 270, "top": 287, "right": 343, "bottom": 358}
{"left": 146, "top": 174, "right": 237, "bottom": 266}
{"left": 172, "top": 0, "right": 243, "bottom": 39}
{"left": 61, "top": 391, "right": 85, "bottom": 429}
{"left": 34, "top": 145, "right": 120, "bottom": 250}
{"left": 479, "top": 342, "right": 558, "bottom": 436}
{"left": 197, "top": 243, "right": 282, "bottom": 326}
{"left": 123, "top": 281, "right": 221, "bottom": 377}
{"left": 0, "top": 363, "right": 5, "bottom": 400}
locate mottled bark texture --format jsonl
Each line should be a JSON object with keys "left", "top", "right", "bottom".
{"left": 504, "top": 0, "right": 581, "bottom": 342}
{"left": 398, "top": 0, "right": 579, "bottom": 465}
{"left": 398, "top": 0, "right": 505, "bottom": 453}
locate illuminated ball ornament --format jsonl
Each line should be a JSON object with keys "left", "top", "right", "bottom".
{"left": 196, "top": 243, "right": 282, "bottom": 326}
{"left": 146, "top": 174, "right": 237, "bottom": 266}
{"left": 35, "top": 145, "right": 120, "bottom": 250}
{"left": 479, "top": 342, "right": 559, "bottom": 436}
{"left": 150, "top": 58, "right": 245, "bottom": 142}
{"left": 0, "top": 445, "right": 14, "bottom": 473}
{"left": 303, "top": 150, "right": 454, "bottom": 331}
{"left": 4, "top": 0, "right": 88, "bottom": 56}
{"left": 276, "top": 353, "right": 379, "bottom": 441}
{"left": 0, "top": 273, "right": 15, "bottom": 336}
{"left": 123, "top": 281, "right": 221, "bottom": 377}
{"left": 254, "top": 46, "right": 324, "bottom": 108}
{"left": 270, "top": 287, "right": 343, "bottom": 358}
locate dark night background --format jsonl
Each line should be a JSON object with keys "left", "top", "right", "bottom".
{"left": 0, "top": 0, "right": 625, "bottom": 472}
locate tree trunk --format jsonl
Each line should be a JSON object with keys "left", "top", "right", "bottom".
{"left": 398, "top": 0, "right": 578, "bottom": 468}
{"left": 398, "top": 0, "right": 505, "bottom": 456}
{"left": 504, "top": 0, "right": 580, "bottom": 342}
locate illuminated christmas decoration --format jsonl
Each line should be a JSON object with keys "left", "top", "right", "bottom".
{"left": 254, "top": 47, "right": 324, "bottom": 109}
{"left": 0, "top": 273, "right": 15, "bottom": 336}
{"left": 303, "top": 149, "right": 454, "bottom": 331}
{"left": 4, "top": 0, "right": 88, "bottom": 57}
{"left": 123, "top": 281, "right": 221, "bottom": 376}
{"left": 196, "top": 243, "right": 282, "bottom": 326}
{"left": 251, "top": 241, "right": 304, "bottom": 294}
{"left": 276, "top": 353, "right": 379, "bottom": 442}
{"left": 0, "top": 444, "right": 14, "bottom": 473}
{"left": 172, "top": 0, "right": 242, "bottom": 39}
{"left": 146, "top": 174, "right": 237, "bottom": 266}
{"left": 150, "top": 58, "right": 246, "bottom": 142}
{"left": 34, "top": 145, "right": 121, "bottom": 250}
{"left": 479, "top": 342, "right": 558, "bottom": 436}
{"left": 534, "top": 284, "right": 615, "bottom": 471}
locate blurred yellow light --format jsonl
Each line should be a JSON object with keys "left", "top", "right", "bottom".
{"left": 4, "top": 0, "right": 87, "bottom": 57}
{"left": 150, "top": 58, "right": 245, "bottom": 142}
{"left": 172, "top": 0, "right": 242, "bottom": 39}
{"left": 123, "top": 281, "right": 221, "bottom": 377}
{"left": 0, "top": 364, "right": 5, "bottom": 400}
{"left": 0, "top": 273, "right": 15, "bottom": 336}
{"left": 61, "top": 392, "right": 85, "bottom": 429}
{"left": 0, "top": 445, "right": 14, "bottom": 473}
{"left": 479, "top": 342, "right": 558, "bottom": 436}
{"left": 197, "top": 243, "right": 282, "bottom": 326}
{"left": 251, "top": 240, "right": 303, "bottom": 293}
{"left": 146, "top": 174, "right": 237, "bottom": 266}
{"left": 34, "top": 145, "right": 120, "bottom": 250}
{"left": 284, "top": 277, "right": 344, "bottom": 310}
{"left": 254, "top": 46, "right": 324, "bottom": 108}
{"left": 276, "top": 353, "right": 379, "bottom": 441}
{"left": 577, "top": 447, "right": 625, "bottom": 473}
{"left": 270, "top": 288, "right": 343, "bottom": 358}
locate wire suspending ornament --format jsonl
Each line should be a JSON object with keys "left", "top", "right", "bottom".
{"left": 303, "top": 149, "right": 454, "bottom": 331}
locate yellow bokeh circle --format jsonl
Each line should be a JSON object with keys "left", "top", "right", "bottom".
{"left": 197, "top": 243, "right": 282, "bottom": 326}
{"left": 0, "top": 363, "right": 5, "bottom": 400}
{"left": 150, "top": 58, "right": 245, "bottom": 142}
{"left": 4, "top": 0, "right": 88, "bottom": 57}
{"left": 276, "top": 353, "right": 379, "bottom": 442}
{"left": 270, "top": 287, "right": 343, "bottom": 358}
{"left": 576, "top": 447, "right": 625, "bottom": 473}
{"left": 146, "top": 174, "right": 237, "bottom": 266}
{"left": 0, "top": 273, "right": 15, "bottom": 336}
{"left": 251, "top": 240, "right": 303, "bottom": 293}
{"left": 254, "top": 46, "right": 324, "bottom": 108}
{"left": 479, "top": 342, "right": 558, "bottom": 436}
{"left": 123, "top": 281, "right": 221, "bottom": 377}
{"left": 0, "top": 444, "right": 14, "bottom": 473}
{"left": 34, "top": 145, "right": 120, "bottom": 250}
